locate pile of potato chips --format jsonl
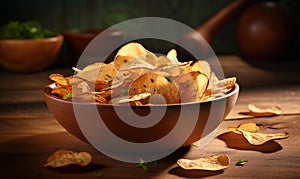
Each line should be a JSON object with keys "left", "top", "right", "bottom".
{"left": 49, "top": 42, "right": 236, "bottom": 105}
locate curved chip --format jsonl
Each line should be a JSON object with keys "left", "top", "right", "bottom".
{"left": 176, "top": 71, "right": 208, "bottom": 103}
{"left": 73, "top": 62, "right": 117, "bottom": 86}
{"left": 188, "top": 60, "right": 211, "bottom": 79}
{"left": 114, "top": 42, "right": 157, "bottom": 70}
{"left": 248, "top": 104, "right": 282, "bottom": 117}
{"left": 49, "top": 73, "right": 69, "bottom": 87}
{"left": 44, "top": 149, "right": 92, "bottom": 168}
{"left": 228, "top": 122, "right": 260, "bottom": 134}
{"left": 129, "top": 72, "right": 180, "bottom": 104}
{"left": 237, "top": 129, "right": 289, "bottom": 145}
{"left": 177, "top": 154, "right": 230, "bottom": 171}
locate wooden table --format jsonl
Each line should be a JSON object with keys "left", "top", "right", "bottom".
{"left": 0, "top": 56, "right": 299, "bottom": 178}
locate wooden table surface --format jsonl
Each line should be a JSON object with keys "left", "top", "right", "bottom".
{"left": 0, "top": 56, "right": 299, "bottom": 178}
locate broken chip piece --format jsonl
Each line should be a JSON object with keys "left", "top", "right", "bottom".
{"left": 177, "top": 154, "right": 230, "bottom": 171}
{"left": 44, "top": 149, "right": 92, "bottom": 168}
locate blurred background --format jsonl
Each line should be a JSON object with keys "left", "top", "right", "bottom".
{"left": 0, "top": 0, "right": 299, "bottom": 69}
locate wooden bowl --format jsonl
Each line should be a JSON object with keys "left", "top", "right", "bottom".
{"left": 0, "top": 35, "right": 64, "bottom": 72}
{"left": 44, "top": 83, "right": 239, "bottom": 150}
{"left": 63, "top": 29, "right": 124, "bottom": 55}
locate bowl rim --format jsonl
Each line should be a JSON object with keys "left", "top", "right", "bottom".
{"left": 0, "top": 34, "right": 63, "bottom": 42}
{"left": 44, "top": 82, "right": 239, "bottom": 108}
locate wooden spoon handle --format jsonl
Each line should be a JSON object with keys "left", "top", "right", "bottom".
{"left": 196, "top": 0, "right": 254, "bottom": 44}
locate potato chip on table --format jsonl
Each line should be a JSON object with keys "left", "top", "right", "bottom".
{"left": 44, "top": 149, "right": 92, "bottom": 168}
{"left": 177, "top": 154, "right": 230, "bottom": 171}
{"left": 228, "top": 122, "right": 289, "bottom": 145}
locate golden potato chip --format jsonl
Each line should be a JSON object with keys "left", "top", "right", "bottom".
{"left": 166, "top": 49, "right": 179, "bottom": 65}
{"left": 49, "top": 73, "right": 69, "bottom": 87}
{"left": 188, "top": 60, "right": 211, "bottom": 79}
{"left": 111, "top": 92, "right": 151, "bottom": 105}
{"left": 73, "top": 62, "right": 105, "bottom": 82}
{"left": 75, "top": 81, "right": 90, "bottom": 94}
{"left": 129, "top": 72, "right": 180, "bottom": 104}
{"left": 248, "top": 104, "right": 282, "bottom": 117}
{"left": 176, "top": 71, "right": 209, "bottom": 102}
{"left": 44, "top": 149, "right": 92, "bottom": 168}
{"left": 216, "top": 77, "right": 236, "bottom": 92}
{"left": 114, "top": 42, "right": 157, "bottom": 70}
{"left": 177, "top": 154, "right": 230, "bottom": 171}
{"left": 228, "top": 122, "right": 260, "bottom": 134}
{"left": 73, "top": 62, "right": 117, "bottom": 85}
{"left": 50, "top": 86, "right": 71, "bottom": 98}
{"left": 156, "top": 56, "right": 183, "bottom": 76}
{"left": 237, "top": 129, "right": 289, "bottom": 145}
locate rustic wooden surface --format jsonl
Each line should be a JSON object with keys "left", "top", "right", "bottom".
{"left": 0, "top": 56, "right": 299, "bottom": 178}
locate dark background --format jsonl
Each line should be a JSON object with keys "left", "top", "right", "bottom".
{"left": 0, "top": 0, "right": 299, "bottom": 64}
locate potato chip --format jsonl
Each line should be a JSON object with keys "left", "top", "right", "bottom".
{"left": 129, "top": 72, "right": 180, "bottom": 104}
{"left": 237, "top": 129, "right": 289, "bottom": 145}
{"left": 44, "top": 149, "right": 92, "bottom": 168}
{"left": 50, "top": 86, "right": 72, "bottom": 98}
{"left": 156, "top": 56, "right": 182, "bottom": 76}
{"left": 188, "top": 60, "right": 211, "bottom": 79}
{"left": 49, "top": 73, "right": 69, "bottom": 87}
{"left": 72, "top": 62, "right": 105, "bottom": 82}
{"left": 177, "top": 154, "right": 230, "bottom": 171}
{"left": 216, "top": 77, "right": 236, "bottom": 92}
{"left": 114, "top": 42, "right": 157, "bottom": 70}
{"left": 111, "top": 92, "right": 151, "bottom": 105}
{"left": 248, "top": 104, "right": 282, "bottom": 117}
{"left": 177, "top": 72, "right": 209, "bottom": 102}
{"left": 73, "top": 62, "right": 117, "bottom": 85}
{"left": 166, "top": 49, "right": 179, "bottom": 65}
{"left": 228, "top": 122, "right": 260, "bottom": 134}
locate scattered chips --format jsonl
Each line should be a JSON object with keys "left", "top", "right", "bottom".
{"left": 44, "top": 149, "right": 92, "bottom": 168}
{"left": 247, "top": 104, "right": 282, "bottom": 117}
{"left": 228, "top": 122, "right": 289, "bottom": 145}
{"left": 48, "top": 42, "right": 236, "bottom": 105}
{"left": 177, "top": 154, "right": 230, "bottom": 171}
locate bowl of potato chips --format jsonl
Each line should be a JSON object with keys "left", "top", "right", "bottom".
{"left": 44, "top": 42, "right": 239, "bottom": 149}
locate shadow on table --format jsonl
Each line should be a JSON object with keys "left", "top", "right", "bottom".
{"left": 169, "top": 167, "right": 223, "bottom": 178}
{"left": 0, "top": 132, "right": 197, "bottom": 177}
{"left": 217, "top": 131, "right": 282, "bottom": 153}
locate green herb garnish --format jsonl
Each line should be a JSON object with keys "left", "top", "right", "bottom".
{"left": 107, "top": 80, "right": 112, "bottom": 87}
{"left": 137, "top": 158, "right": 157, "bottom": 172}
{"left": 95, "top": 170, "right": 103, "bottom": 176}
{"left": 119, "top": 88, "right": 128, "bottom": 96}
{"left": 0, "top": 20, "right": 55, "bottom": 39}
{"left": 63, "top": 92, "right": 73, "bottom": 99}
{"left": 236, "top": 159, "right": 248, "bottom": 166}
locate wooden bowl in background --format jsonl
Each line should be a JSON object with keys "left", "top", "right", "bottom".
{"left": 0, "top": 34, "right": 64, "bottom": 72}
